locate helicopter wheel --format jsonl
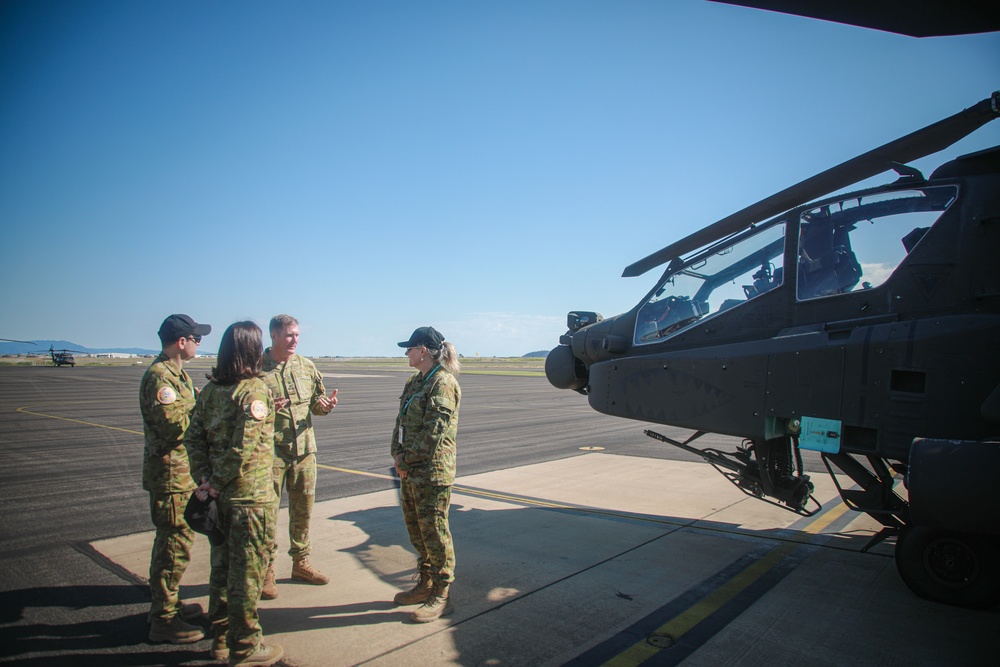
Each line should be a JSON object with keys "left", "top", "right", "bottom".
{"left": 895, "top": 526, "right": 1000, "bottom": 608}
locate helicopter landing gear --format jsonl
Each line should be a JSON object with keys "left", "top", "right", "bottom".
{"left": 895, "top": 526, "right": 1000, "bottom": 608}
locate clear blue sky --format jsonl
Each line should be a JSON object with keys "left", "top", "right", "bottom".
{"left": 2, "top": 1, "right": 998, "bottom": 357}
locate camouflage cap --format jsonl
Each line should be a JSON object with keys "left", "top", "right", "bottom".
{"left": 184, "top": 494, "right": 225, "bottom": 546}
{"left": 398, "top": 326, "right": 444, "bottom": 350}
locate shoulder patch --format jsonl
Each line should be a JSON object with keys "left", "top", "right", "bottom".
{"left": 249, "top": 399, "right": 268, "bottom": 421}
{"left": 156, "top": 386, "right": 177, "bottom": 405}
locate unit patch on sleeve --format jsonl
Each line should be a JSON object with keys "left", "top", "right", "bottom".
{"left": 249, "top": 400, "right": 268, "bottom": 421}
{"left": 156, "top": 386, "right": 177, "bottom": 405}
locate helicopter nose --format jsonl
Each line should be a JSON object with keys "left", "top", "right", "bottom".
{"left": 545, "top": 343, "right": 588, "bottom": 391}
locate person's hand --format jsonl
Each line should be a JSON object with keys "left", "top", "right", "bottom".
{"left": 393, "top": 454, "right": 408, "bottom": 479}
{"left": 319, "top": 388, "right": 339, "bottom": 413}
{"left": 274, "top": 396, "right": 290, "bottom": 410}
{"left": 195, "top": 479, "right": 219, "bottom": 501}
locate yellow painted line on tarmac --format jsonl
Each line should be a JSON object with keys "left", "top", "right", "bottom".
{"left": 603, "top": 543, "right": 797, "bottom": 667}
{"left": 800, "top": 498, "right": 851, "bottom": 535}
{"left": 15, "top": 406, "right": 143, "bottom": 435}
{"left": 316, "top": 463, "right": 689, "bottom": 525}
{"left": 11, "top": 413, "right": 855, "bottom": 544}
{"left": 599, "top": 500, "right": 853, "bottom": 666}
{"left": 317, "top": 464, "right": 857, "bottom": 543}
{"left": 316, "top": 464, "right": 397, "bottom": 481}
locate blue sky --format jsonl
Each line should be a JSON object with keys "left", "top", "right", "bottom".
{"left": 1, "top": 1, "right": 998, "bottom": 357}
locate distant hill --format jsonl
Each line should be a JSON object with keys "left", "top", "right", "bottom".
{"left": 0, "top": 340, "right": 158, "bottom": 356}
{"left": 523, "top": 350, "right": 549, "bottom": 358}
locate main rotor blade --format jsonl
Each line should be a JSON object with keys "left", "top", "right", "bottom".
{"left": 623, "top": 93, "right": 1000, "bottom": 278}
{"left": 709, "top": 1, "right": 1000, "bottom": 38}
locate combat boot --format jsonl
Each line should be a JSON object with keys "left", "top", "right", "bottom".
{"left": 410, "top": 583, "right": 454, "bottom": 623}
{"left": 147, "top": 601, "right": 203, "bottom": 624}
{"left": 229, "top": 641, "right": 284, "bottom": 666}
{"left": 148, "top": 615, "right": 205, "bottom": 644}
{"left": 291, "top": 557, "right": 330, "bottom": 585}
{"left": 393, "top": 572, "right": 433, "bottom": 605}
{"left": 210, "top": 633, "right": 229, "bottom": 661}
{"left": 261, "top": 563, "right": 278, "bottom": 599}
{"left": 179, "top": 601, "right": 204, "bottom": 620}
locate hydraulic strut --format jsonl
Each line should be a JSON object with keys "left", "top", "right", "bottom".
{"left": 644, "top": 429, "right": 821, "bottom": 516}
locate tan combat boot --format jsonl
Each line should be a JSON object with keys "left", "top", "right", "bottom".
{"left": 261, "top": 563, "right": 278, "bottom": 599}
{"left": 179, "top": 601, "right": 204, "bottom": 620}
{"left": 210, "top": 632, "right": 229, "bottom": 660}
{"left": 229, "top": 641, "right": 284, "bottom": 666}
{"left": 147, "top": 601, "right": 203, "bottom": 624}
{"left": 291, "top": 557, "right": 330, "bottom": 585}
{"left": 148, "top": 615, "right": 206, "bottom": 644}
{"left": 393, "top": 572, "right": 433, "bottom": 605}
{"left": 410, "top": 582, "right": 454, "bottom": 623}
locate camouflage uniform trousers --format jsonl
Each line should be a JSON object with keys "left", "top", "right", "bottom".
{"left": 399, "top": 478, "right": 455, "bottom": 584}
{"left": 148, "top": 490, "right": 195, "bottom": 621}
{"left": 269, "top": 452, "right": 317, "bottom": 563}
{"left": 208, "top": 497, "right": 278, "bottom": 661}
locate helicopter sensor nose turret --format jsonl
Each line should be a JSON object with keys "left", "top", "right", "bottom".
{"left": 544, "top": 311, "right": 602, "bottom": 392}
{"left": 545, "top": 343, "right": 587, "bottom": 391}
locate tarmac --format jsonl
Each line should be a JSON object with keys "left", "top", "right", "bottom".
{"left": 92, "top": 452, "right": 998, "bottom": 666}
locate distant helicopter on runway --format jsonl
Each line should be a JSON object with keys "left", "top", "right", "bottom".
{"left": 49, "top": 346, "right": 82, "bottom": 367}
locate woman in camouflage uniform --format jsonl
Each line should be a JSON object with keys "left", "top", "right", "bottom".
{"left": 391, "top": 326, "right": 462, "bottom": 623}
{"left": 185, "top": 321, "right": 283, "bottom": 666}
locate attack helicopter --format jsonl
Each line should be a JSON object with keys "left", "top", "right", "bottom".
{"left": 545, "top": 92, "right": 1000, "bottom": 608}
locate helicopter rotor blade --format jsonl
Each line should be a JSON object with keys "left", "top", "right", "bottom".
{"left": 623, "top": 92, "right": 1000, "bottom": 278}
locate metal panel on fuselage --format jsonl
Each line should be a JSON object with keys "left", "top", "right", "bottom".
{"left": 588, "top": 345, "right": 770, "bottom": 438}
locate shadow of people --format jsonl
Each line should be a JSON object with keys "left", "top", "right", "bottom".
{"left": 0, "top": 584, "right": 228, "bottom": 666}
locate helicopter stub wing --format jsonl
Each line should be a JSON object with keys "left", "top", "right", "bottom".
{"left": 623, "top": 93, "right": 1000, "bottom": 278}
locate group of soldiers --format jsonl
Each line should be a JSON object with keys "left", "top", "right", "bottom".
{"left": 139, "top": 313, "right": 335, "bottom": 665}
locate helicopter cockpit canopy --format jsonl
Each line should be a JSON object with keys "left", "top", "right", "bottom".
{"left": 634, "top": 184, "right": 959, "bottom": 346}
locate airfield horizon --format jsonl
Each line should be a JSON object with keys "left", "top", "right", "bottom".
{"left": 0, "top": 354, "right": 548, "bottom": 377}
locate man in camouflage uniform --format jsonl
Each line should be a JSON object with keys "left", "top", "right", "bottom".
{"left": 139, "top": 313, "right": 211, "bottom": 644}
{"left": 391, "top": 327, "right": 461, "bottom": 623}
{"left": 260, "top": 314, "right": 338, "bottom": 598}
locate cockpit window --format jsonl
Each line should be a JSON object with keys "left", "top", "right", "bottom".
{"left": 796, "top": 186, "right": 957, "bottom": 300}
{"left": 634, "top": 222, "right": 786, "bottom": 344}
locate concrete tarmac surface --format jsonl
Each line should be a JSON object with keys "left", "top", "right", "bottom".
{"left": 92, "top": 456, "right": 995, "bottom": 666}
{"left": 1, "top": 363, "right": 997, "bottom": 665}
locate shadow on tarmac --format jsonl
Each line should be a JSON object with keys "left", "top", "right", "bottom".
{"left": 0, "top": 584, "right": 260, "bottom": 666}
{"left": 0, "top": 482, "right": 899, "bottom": 666}
{"left": 253, "top": 492, "right": 884, "bottom": 665}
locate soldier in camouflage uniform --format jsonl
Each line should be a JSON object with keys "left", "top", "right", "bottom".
{"left": 391, "top": 326, "right": 461, "bottom": 623}
{"left": 185, "top": 321, "right": 284, "bottom": 667}
{"left": 260, "top": 314, "right": 338, "bottom": 598}
{"left": 140, "top": 313, "right": 211, "bottom": 644}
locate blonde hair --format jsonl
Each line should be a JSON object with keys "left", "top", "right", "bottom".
{"left": 432, "top": 341, "right": 461, "bottom": 376}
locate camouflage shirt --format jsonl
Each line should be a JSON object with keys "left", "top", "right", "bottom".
{"left": 140, "top": 353, "right": 197, "bottom": 493}
{"left": 261, "top": 351, "right": 328, "bottom": 460}
{"left": 184, "top": 377, "right": 277, "bottom": 504}
{"left": 391, "top": 366, "right": 461, "bottom": 486}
